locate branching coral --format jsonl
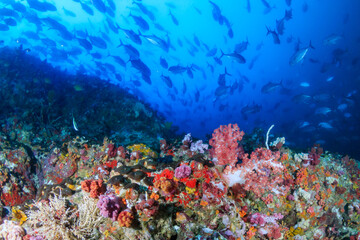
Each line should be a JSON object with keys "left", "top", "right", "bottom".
{"left": 27, "top": 193, "right": 105, "bottom": 240}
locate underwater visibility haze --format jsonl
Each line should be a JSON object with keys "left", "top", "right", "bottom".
{"left": 0, "top": 0, "right": 360, "bottom": 239}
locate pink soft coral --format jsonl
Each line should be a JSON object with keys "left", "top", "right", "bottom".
{"left": 209, "top": 123, "right": 244, "bottom": 166}
{"left": 222, "top": 148, "right": 289, "bottom": 198}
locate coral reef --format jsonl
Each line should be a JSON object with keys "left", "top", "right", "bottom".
{"left": 0, "top": 116, "right": 360, "bottom": 239}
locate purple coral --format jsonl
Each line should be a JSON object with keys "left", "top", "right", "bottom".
{"left": 29, "top": 237, "right": 45, "bottom": 240}
{"left": 249, "top": 213, "right": 284, "bottom": 227}
{"left": 190, "top": 140, "right": 209, "bottom": 153}
{"left": 174, "top": 165, "right": 191, "bottom": 179}
{"left": 97, "top": 194, "right": 125, "bottom": 221}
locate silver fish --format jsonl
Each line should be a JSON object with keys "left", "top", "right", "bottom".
{"left": 289, "top": 41, "right": 314, "bottom": 66}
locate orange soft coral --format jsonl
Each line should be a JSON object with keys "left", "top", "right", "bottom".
{"left": 117, "top": 210, "right": 134, "bottom": 227}
{"left": 81, "top": 179, "right": 106, "bottom": 198}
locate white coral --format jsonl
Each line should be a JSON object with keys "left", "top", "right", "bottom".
{"left": 27, "top": 193, "right": 105, "bottom": 240}
{"left": 0, "top": 220, "right": 25, "bottom": 240}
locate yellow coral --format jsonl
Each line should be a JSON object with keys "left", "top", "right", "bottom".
{"left": 128, "top": 144, "right": 158, "bottom": 159}
{"left": 285, "top": 227, "right": 304, "bottom": 239}
{"left": 11, "top": 207, "right": 27, "bottom": 225}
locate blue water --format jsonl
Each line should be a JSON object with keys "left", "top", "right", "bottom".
{"left": 1, "top": 0, "right": 359, "bottom": 158}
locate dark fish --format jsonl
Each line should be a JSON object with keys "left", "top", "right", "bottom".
{"left": 110, "top": 55, "right": 127, "bottom": 68}
{"left": 261, "top": 0, "right": 274, "bottom": 14}
{"left": 213, "top": 56, "right": 222, "bottom": 65}
{"left": 285, "top": 9, "right": 292, "bottom": 20}
{"left": 91, "top": 52, "right": 102, "bottom": 59}
{"left": 266, "top": 26, "right": 280, "bottom": 44}
{"left": 3, "top": 18, "right": 16, "bottom": 26}
{"left": 220, "top": 50, "right": 246, "bottom": 64}
{"left": 228, "top": 28, "right": 234, "bottom": 38}
{"left": 41, "top": 17, "right": 73, "bottom": 40}
{"left": 302, "top": 2, "right": 308, "bottom": 12}
{"left": 235, "top": 38, "right": 249, "bottom": 53}
{"left": 107, "top": 0, "right": 116, "bottom": 11}
{"left": 129, "top": 13, "right": 149, "bottom": 31}
{"left": 89, "top": 35, "right": 107, "bottom": 49}
{"left": 0, "top": 7, "right": 19, "bottom": 18}
{"left": 77, "top": 38, "right": 93, "bottom": 51}
{"left": 132, "top": 1, "right": 155, "bottom": 21}
{"left": 276, "top": 18, "right": 285, "bottom": 35}
{"left": 194, "top": 7, "right": 202, "bottom": 15}
{"left": 241, "top": 104, "right": 262, "bottom": 119}
{"left": 22, "top": 31, "right": 40, "bottom": 40}
{"left": 256, "top": 42, "right": 263, "bottom": 50}
{"left": 93, "top": 0, "right": 107, "bottom": 13}
{"left": 289, "top": 41, "right": 314, "bottom": 66}
{"left": 187, "top": 68, "right": 193, "bottom": 79}
{"left": 117, "top": 40, "right": 140, "bottom": 60}
{"left": 63, "top": 7, "right": 76, "bottom": 17}
{"left": 230, "top": 81, "right": 239, "bottom": 95}
{"left": 177, "top": 38, "right": 183, "bottom": 47}
{"left": 218, "top": 68, "right": 231, "bottom": 86}
{"left": 80, "top": 2, "right": 94, "bottom": 15}
{"left": 287, "top": 36, "right": 294, "bottom": 43}
{"left": 209, "top": 1, "right": 222, "bottom": 24}
{"left": 182, "top": 80, "right": 187, "bottom": 94}
{"left": 161, "top": 74, "right": 173, "bottom": 88}
{"left": 142, "top": 74, "right": 152, "bottom": 84}
{"left": 169, "top": 10, "right": 179, "bottom": 25}
{"left": 68, "top": 46, "right": 83, "bottom": 56}
{"left": 309, "top": 58, "right": 319, "bottom": 63}
{"left": 292, "top": 94, "right": 312, "bottom": 104}
{"left": 0, "top": 23, "right": 9, "bottom": 31}
{"left": 10, "top": 2, "right": 27, "bottom": 13}
{"left": 27, "top": 0, "right": 57, "bottom": 12}
{"left": 218, "top": 104, "right": 228, "bottom": 112}
{"left": 261, "top": 81, "right": 283, "bottom": 93}
{"left": 215, "top": 85, "right": 229, "bottom": 98}
{"left": 103, "top": 63, "right": 116, "bottom": 72}
{"left": 131, "top": 59, "right": 151, "bottom": 77}
{"left": 206, "top": 47, "right": 217, "bottom": 57}
{"left": 248, "top": 55, "right": 260, "bottom": 70}
{"left": 207, "top": 62, "right": 214, "bottom": 73}
{"left": 246, "top": 0, "right": 251, "bottom": 12}
{"left": 160, "top": 57, "right": 168, "bottom": 69}
{"left": 195, "top": 89, "right": 200, "bottom": 102}
{"left": 119, "top": 27, "right": 142, "bottom": 45}
{"left": 106, "top": 18, "right": 119, "bottom": 34}
{"left": 193, "top": 35, "right": 200, "bottom": 47}
{"left": 154, "top": 23, "right": 166, "bottom": 32}
{"left": 41, "top": 38, "right": 56, "bottom": 47}
{"left": 105, "top": 6, "right": 115, "bottom": 18}
{"left": 168, "top": 65, "right": 188, "bottom": 74}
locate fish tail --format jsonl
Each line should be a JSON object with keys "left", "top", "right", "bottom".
{"left": 266, "top": 26, "right": 271, "bottom": 35}
{"left": 225, "top": 67, "right": 231, "bottom": 76}
{"left": 309, "top": 41, "right": 315, "bottom": 49}
{"left": 220, "top": 49, "right": 224, "bottom": 59}
{"left": 117, "top": 39, "right": 123, "bottom": 48}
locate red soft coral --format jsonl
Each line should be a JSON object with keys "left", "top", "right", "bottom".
{"left": 209, "top": 123, "right": 245, "bottom": 166}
